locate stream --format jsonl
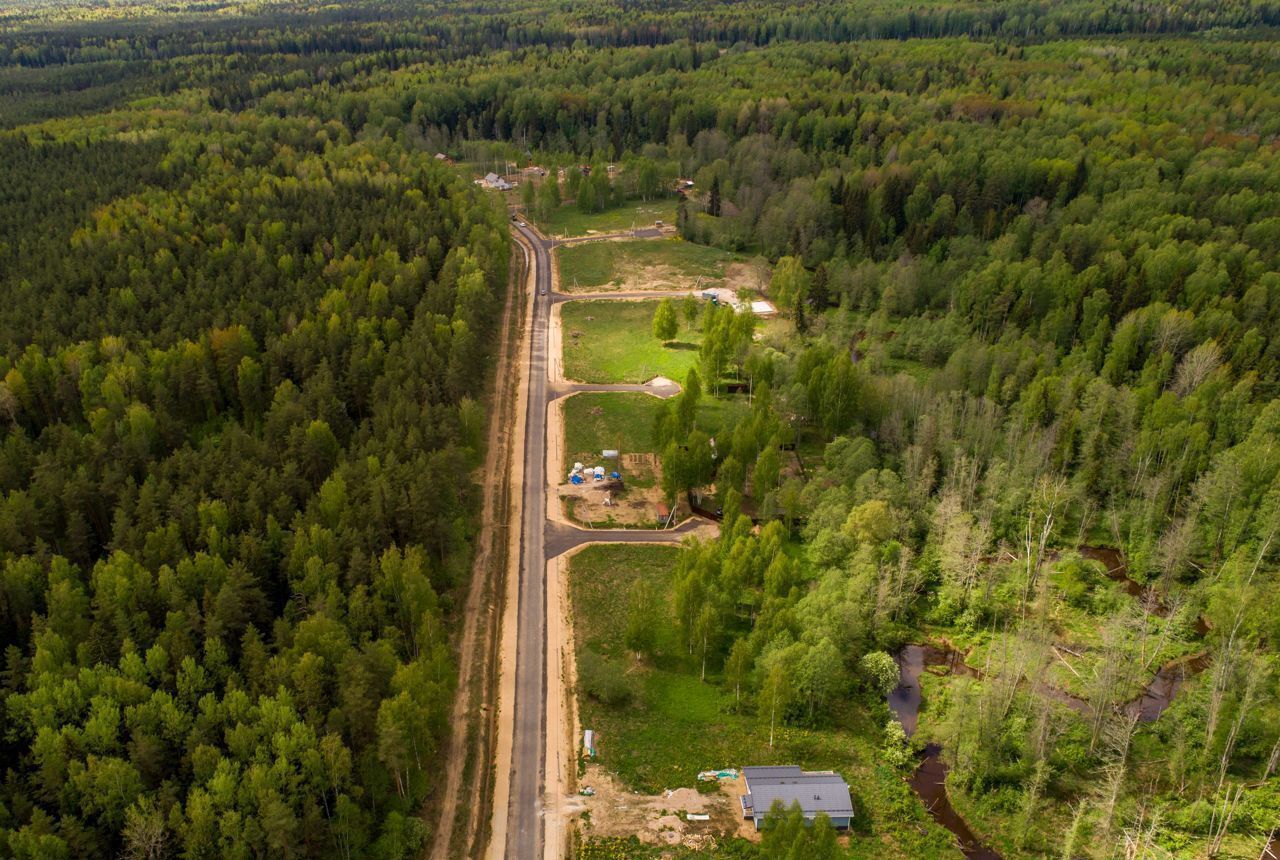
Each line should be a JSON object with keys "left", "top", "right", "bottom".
{"left": 1076, "top": 545, "right": 1213, "bottom": 720}
{"left": 1074, "top": 546, "right": 1211, "bottom": 636}
{"left": 886, "top": 546, "right": 1215, "bottom": 857}
{"left": 888, "top": 640, "right": 1213, "bottom": 857}
{"left": 890, "top": 644, "right": 1002, "bottom": 859}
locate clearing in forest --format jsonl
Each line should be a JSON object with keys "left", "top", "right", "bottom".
{"left": 557, "top": 392, "right": 748, "bottom": 527}
{"left": 565, "top": 544, "right": 955, "bottom": 856}
{"left": 561, "top": 299, "right": 702, "bottom": 383}
{"left": 562, "top": 391, "right": 745, "bottom": 467}
{"left": 556, "top": 238, "right": 745, "bottom": 292}
{"left": 540, "top": 199, "right": 677, "bottom": 238}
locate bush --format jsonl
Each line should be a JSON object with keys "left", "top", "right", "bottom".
{"left": 881, "top": 718, "right": 913, "bottom": 770}
{"left": 578, "top": 650, "right": 633, "bottom": 706}
{"left": 1167, "top": 798, "right": 1213, "bottom": 834}
{"left": 1051, "top": 558, "right": 1093, "bottom": 609}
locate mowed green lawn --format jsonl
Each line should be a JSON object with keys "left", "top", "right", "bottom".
{"left": 539, "top": 199, "right": 677, "bottom": 238}
{"left": 563, "top": 393, "right": 662, "bottom": 463}
{"left": 561, "top": 299, "right": 700, "bottom": 383}
{"left": 568, "top": 545, "right": 960, "bottom": 858}
{"left": 557, "top": 237, "right": 740, "bottom": 291}
{"left": 562, "top": 392, "right": 747, "bottom": 465}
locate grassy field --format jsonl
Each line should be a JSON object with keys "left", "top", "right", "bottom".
{"left": 562, "top": 392, "right": 747, "bottom": 464}
{"left": 561, "top": 299, "right": 701, "bottom": 383}
{"left": 564, "top": 393, "right": 663, "bottom": 463}
{"left": 539, "top": 199, "right": 677, "bottom": 238}
{"left": 556, "top": 237, "right": 741, "bottom": 291}
{"left": 568, "top": 544, "right": 962, "bottom": 858}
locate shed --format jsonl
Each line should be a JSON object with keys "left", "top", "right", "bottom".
{"left": 739, "top": 766, "right": 854, "bottom": 830}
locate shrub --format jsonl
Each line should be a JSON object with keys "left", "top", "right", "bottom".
{"left": 578, "top": 650, "right": 633, "bottom": 706}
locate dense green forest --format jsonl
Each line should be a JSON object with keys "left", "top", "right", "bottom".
{"left": 2, "top": 0, "right": 1280, "bottom": 856}
{"left": 0, "top": 9, "right": 510, "bottom": 854}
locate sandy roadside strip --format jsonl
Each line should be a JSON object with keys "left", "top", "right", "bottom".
{"left": 546, "top": 394, "right": 572, "bottom": 528}
{"left": 548, "top": 301, "right": 565, "bottom": 385}
{"left": 487, "top": 230, "right": 537, "bottom": 860}
{"left": 427, "top": 236, "right": 522, "bottom": 860}
{"left": 541, "top": 549, "right": 575, "bottom": 860}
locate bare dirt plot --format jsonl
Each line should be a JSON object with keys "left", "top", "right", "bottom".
{"left": 724, "top": 260, "right": 769, "bottom": 295}
{"left": 572, "top": 765, "right": 746, "bottom": 849}
{"left": 558, "top": 464, "right": 681, "bottom": 528}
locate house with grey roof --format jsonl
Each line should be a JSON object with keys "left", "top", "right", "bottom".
{"left": 739, "top": 766, "right": 854, "bottom": 830}
{"left": 477, "top": 172, "right": 513, "bottom": 191}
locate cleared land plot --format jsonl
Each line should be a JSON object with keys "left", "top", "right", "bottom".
{"left": 568, "top": 544, "right": 959, "bottom": 857}
{"left": 557, "top": 238, "right": 741, "bottom": 292}
{"left": 563, "top": 392, "right": 746, "bottom": 467}
{"left": 559, "top": 393, "right": 747, "bottom": 526}
{"left": 561, "top": 300, "right": 701, "bottom": 383}
{"left": 541, "top": 199, "right": 677, "bottom": 238}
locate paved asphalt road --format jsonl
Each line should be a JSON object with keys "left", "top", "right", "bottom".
{"left": 502, "top": 223, "right": 706, "bottom": 859}
{"left": 505, "top": 222, "right": 552, "bottom": 860}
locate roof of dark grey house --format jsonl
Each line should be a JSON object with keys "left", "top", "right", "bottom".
{"left": 741, "top": 766, "right": 854, "bottom": 819}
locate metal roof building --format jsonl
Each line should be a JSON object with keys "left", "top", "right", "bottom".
{"left": 739, "top": 766, "right": 854, "bottom": 830}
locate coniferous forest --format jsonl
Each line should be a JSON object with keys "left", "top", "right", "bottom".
{"left": 2, "top": 0, "right": 1280, "bottom": 857}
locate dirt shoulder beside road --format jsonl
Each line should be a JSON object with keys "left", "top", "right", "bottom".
{"left": 542, "top": 549, "right": 577, "bottom": 860}
{"left": 427, "top": 237, "right": 525, "bottom": 860}
{"left": 486, "top": 229, "right": 538, "bottom": 860}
